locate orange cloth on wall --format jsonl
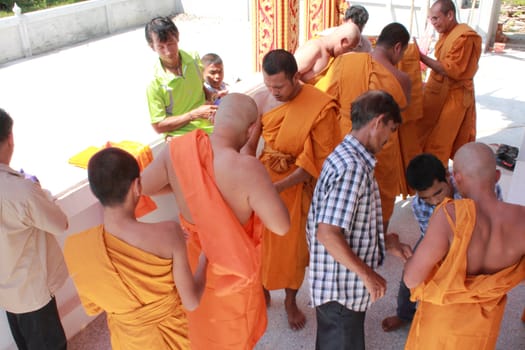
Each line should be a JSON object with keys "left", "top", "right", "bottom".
{"left": 260, "top": 84, "right": 342, "bottom": 290}
{"left": 421, "top": 24, "right": 481, "bottom": 166}
{"left": 68, "top": 141, "right": 157, "bottom": 218}
{"left": 64, "top": 225, "right": 189, "bottom": 350}
{"left": 406, "top": 199, "right": 525, "bottom": 350}
{"left": 315, "top": 52, "right": 407, "bottom": 224}
{"left": 170, "top": 130, "right": 267, "bottom": 350}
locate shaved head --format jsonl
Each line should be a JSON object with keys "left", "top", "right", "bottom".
{"left": 334, "top": 22, "right": 361, "bottom": 49}
{"left": 453, "top": 142, "right": 498, "bottom": 184}
{"left": 213, "top": 93, "right": 258, "bottom": 133}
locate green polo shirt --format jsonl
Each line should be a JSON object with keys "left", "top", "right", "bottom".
{"left": 146, "top": 50, "right": 213, "bottom": 136}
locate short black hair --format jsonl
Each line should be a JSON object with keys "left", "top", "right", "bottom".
{"left": 350, "top": 90, "right": 402, "bottom": 130}
{"left": 0, "top": 108, "right": 13, "bottom": 143}
{"left": 201, "top": 53, "right": 223, "bottom": 67}
{"left": 434, "top": 0, "right": 456, "bottom": 16}
{"left": 145, "top": 16, "right": 179, "bottom": 46}
{"left": 376, "top": 22, "right": 410, "bottom": 49}
{"left": 406, "top": 153, "right": 447, "bottom": 191}
{"left": 344, "top": 5, "right": 369, "bottom": 31}
{"left": 88, "top": 148, "right": 140, "bottom": 207}
{"left": 262, "top": 49, "right": 298, "bottom": 81}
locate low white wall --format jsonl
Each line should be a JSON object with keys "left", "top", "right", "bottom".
{"left": 179, "top": 0, "right": 249, "bottom": 20}
{"left": 0, "top": 0, "right": 183, "bottom": 64}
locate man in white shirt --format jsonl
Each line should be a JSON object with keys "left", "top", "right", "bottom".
{"left": 0, "top": 108, "right": 69, "bottom": 350}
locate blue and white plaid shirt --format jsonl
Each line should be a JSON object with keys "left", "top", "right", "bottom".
{"left": 412, "top": 174, "right": 503, "bottom": 235}
{"left": 307, "top": 135, "right": 385, "bottom": 312}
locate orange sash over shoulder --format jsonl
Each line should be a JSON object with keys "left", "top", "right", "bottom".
{"left": 64, "top": 225, "right": 188, "bottom": 350}
{"left": 170, "top": 130, "right": 267, "bottom": 350}
{"left": 406, "top": 199, "right": 525, "bottom": 350}
{"left": 260, "top": 84, "right": 342, "bottom": 290}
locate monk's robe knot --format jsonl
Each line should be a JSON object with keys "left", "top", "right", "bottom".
{"left": 263, "top": 145, "right": 296, "bottom": 173}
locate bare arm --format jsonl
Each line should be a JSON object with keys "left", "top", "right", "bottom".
{"left": 317, "top": 223, "right": 386, "bottom": 302}
{"left": 171, "top": 223, "right": 207, "bottom": 310}
{"left": 419, "top": 52, "right": 447, "bottom": 77}
{"left": 240, "top": 116, "right": 262, "bottom": 156}
{"left": 404, "top": 205, "right": 452, "bottom": 288}
{"left": 294, "top": 41, "right": 323, "bottom": 82}
{"left": 247, "top": 159, "right": 290, "bottom": 235}
{"left": 152, "top": 104, "right": 218, "bottom": 134}
{"left": 385, "top": 232, "right": 412, "bottom": 262}
{"left": 141, "top": 146, "right": 171, "bottom": 196}
{"left": 274, "top": 167, "right": 312, "bottom": 193}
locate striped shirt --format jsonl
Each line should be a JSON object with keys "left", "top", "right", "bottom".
{"left": 412, "top": 174, "right": 503, "bottom": 235}
{"left": 307, "top": 135, "right": 385, "bottom": 312}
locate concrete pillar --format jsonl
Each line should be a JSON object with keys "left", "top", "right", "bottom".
{"left": 477, "top": 0, "right": 502, "bottom": 52}
{"left": 13, "top": 2, "right": 32, "bottom": 58}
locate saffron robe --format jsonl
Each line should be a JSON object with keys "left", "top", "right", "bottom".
{"left": 396, "top": 43, "right": 424, "bottom": 196}
{"left": 260, "top": 84, "right": 342, "bottom": 290}
{"left": 64, "top": 226, "right": 189, "bottom": 350}
{"left": 170, "top": 131, "right": 267, "bottom": 350}
{"left": 421, "top": 23, "right": 481, "bottom": 166}
{"left": 406, "top": 199, "right": 525, "bottom": 350}
{"left": 315, "top": 52, "right": 408, "bottom": 224}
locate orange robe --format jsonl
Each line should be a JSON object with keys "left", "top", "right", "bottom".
{"left": 406, "top": 199, "right": 525, "bottom": 350}
{"left": 396, "top": 44, "right": 424, "bottom": 196}
{"left": 170, "top": 130, "right": 266, "bottom": 350}
{"left": 315, "top": 52, "right": 408, "bottom": 224}
{"left": 421, "top": 23, "right": 481, "bottom": 166}
{"left": 260, "top": 84, "right": 342, "bottom": 290}
{"left": 64, "top": 226, "right": 189, "bottom": 350}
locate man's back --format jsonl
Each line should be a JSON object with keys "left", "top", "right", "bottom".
{"left": 467, "top": 200, "right": 525, "bottom": 275}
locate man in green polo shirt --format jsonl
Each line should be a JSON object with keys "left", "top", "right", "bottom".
{"left": 145, "top": 16, "right": 217, "bottom": 138}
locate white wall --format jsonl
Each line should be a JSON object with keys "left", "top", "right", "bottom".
{"left": 179, "top": 0, "right": 249, "bottom": 20}
{"left": 0, "top": 0, "right": 182, "bottom": 64}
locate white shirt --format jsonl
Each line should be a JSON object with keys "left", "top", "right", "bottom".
{"left": 0, "top": 164, "right": 68, "bottom": 313}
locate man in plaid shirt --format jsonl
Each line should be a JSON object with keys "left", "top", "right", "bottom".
{"left": 307, "top": 90, "right": 411, "bottom": 350}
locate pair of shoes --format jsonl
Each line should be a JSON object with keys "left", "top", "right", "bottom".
{"left": 496, "top": 144, "right": 519, "bottom": 171}
{"left": 381, "top": 316, "right": 409, "bottom": 332}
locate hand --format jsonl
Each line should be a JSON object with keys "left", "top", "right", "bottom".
{"left": 216, "top": 89, "right": 229, "bottom": 98}
{"left": 193, "top": 104, "right": 218, "bottom": 120}
{"left": 385, "top": 232, "right": 413, "bottom": 262}
{"left": 362, "top": 268, "right": 386, "bottom": 302}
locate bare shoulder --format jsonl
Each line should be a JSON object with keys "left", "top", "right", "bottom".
{"left": 139, "top": 220, "right": 182, "bottom": 249}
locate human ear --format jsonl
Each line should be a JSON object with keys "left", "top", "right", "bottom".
{"left": 495, "top": 169, "right": 501, "bottom": 183}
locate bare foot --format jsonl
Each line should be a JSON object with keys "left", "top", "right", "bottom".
{"left": 381, "top": 315, "right": 408, "bottom": 332}
{"left": 263, "top": 288, "right": 271, "bottom": 307}
{"left": 284, "top": 298, "right": 306, "bottom": 330}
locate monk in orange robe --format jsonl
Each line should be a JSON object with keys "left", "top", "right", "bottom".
{"left": 141, "top": 93, "right": 290, "bottom": 349}
{"left": 396, "top": 43, "right": 424, "bottom": 196}
{"left": 418, "top": 0, "right": 481, "bottom": 166}
{"left": 404, "top": 142, "right": 525, "bottom": 350}
{"left": 315, "top": 22, "right": 411, "bottom": 230}
{"left": 64, "top": 148, "right": 208, "bottom": 350}
{"left": 250, "top": 49, "right": 343, "bottom": 330}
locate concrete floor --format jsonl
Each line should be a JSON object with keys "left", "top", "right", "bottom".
{"left": 1, "top": 14, "right": 524, "bottom": 350}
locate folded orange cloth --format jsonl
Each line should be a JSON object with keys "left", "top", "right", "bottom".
{"left": 68, "top": 141, "right": 157, "bottom": 218}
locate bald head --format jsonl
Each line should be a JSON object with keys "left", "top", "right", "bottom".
{"left": 453, "top": 142, "right": 498, "bottom": 184}
{"left": 213, "top": 93, "right": 258, "bottom": 133}
{"left": 335, "top": 22, "right": 360, "bottom": 46}
{"left": 331, "top": 22, "right": 361, "bottom": 56}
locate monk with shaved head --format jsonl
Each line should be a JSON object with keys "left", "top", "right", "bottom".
{"left": 404, "top": 142, "right": 525, "bottom": 349}
{"left": 141, "top": 93, "right": 290, "bottom": 349}
{"left": 294, "top": 21, "right": 360, "bottom": 83}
